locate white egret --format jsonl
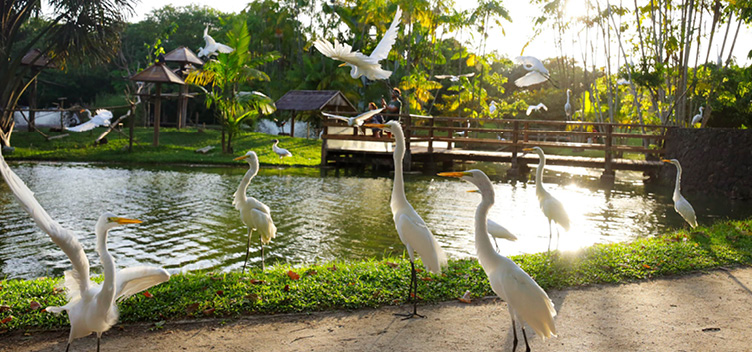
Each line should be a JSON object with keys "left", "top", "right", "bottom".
{"left": 434, "top": 72, "right": 475, "bottom": 82}
{"left": 488, "top": 218, "right": 518, "bottom": 251}
{"left": 314, "top": 7, "right": 401, "bottom": 80}
{"left": 526, "top": 103, "right": 548, "bottom": 116}
{"left": 233, "top": 151, "right": 277, "bottom": 271}
{"left": 523, "top": 147, "right": 570, "bottom": 252}
{"left": 0, "top": 152, "right": 170, "bottom": 352}
{"left": 66, "top": 109, "right": 113, "bottom": 132}
{"left": 564, "top": 89, "right": 573, "bottom": 119}
{"left": 272, "top": 139, "right": 292, "bottom": 159}
{"left": 616, "top": 78, "right": 631, "bottom": 86}
{"left": 322, "top": 108, "right": 384, "bottom": 128}
{"left": 691, "top": 107, "right": 704, "bottom": 126}
{"left": 514, "top": 56, "right": 555, "bottom": 88}
{"left": 455, "top": 120, "right": 471, "bottom": 137}
{"left": 197, "top": 25, "right": 234, "bottom": 58}
{"left": 662, "top": 159, "right": 698, "bottom": 228}
{"left": 489, "top": 101, "right": 498, "bottom": 115}
{"left": 365, "top": 121, "right": 447, "bottom": 319}
{"left": 438, "top": 169, "right": 557, "bottom": 350}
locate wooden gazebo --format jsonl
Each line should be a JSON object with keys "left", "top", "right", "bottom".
{"left": 164, "top": 46, "right": 203, "bottom": 129}
{"left": 21, "top": 49, "right": 57, "bottom": 132}
{"left": 130, "top": 62, "right": 185, "bottom": 146}
{"left": 274, "top": 90, "right": 357, "bottom": 137}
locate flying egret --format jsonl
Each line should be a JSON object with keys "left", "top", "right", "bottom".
{"left": 438, "top": 169, "right": 557, "bottom": 350}
{"left": 691, "top": 107, "right": 704, "bottom": 126}
{"left": 66, "top": 109, "right": 113, "bottom": 132}
{"left": 233, "top": 151, "right": 277, "bottom": 271}
{"left": 523, "top": 147, "right": 570, "bottom": 252}
{"left": 662, "top": 159, "right": 698, "bottom": 228}
{"left": 0, "top": 152, "right": 170, "bottom": 352}
{"left": 526, "top": 103, "right": 548, "bottom": 116}
{"left": 364, "top": 121, "right": 447, "bottom": 319}
{"left": 272, "top": 139, "right": 293, "bottom": 159}
{"left": 197, "top": 25, "right": 234, "bottom": 58}
{"left": 434, "top": 72, "right": 475, "bottom": 82}
{"left": 322, "top": 108, "right": 384, "bottom": 128}
{"left": 564, "top": 89, "right": 573, "bottom": 119}
{"left": 488, "top": 218, "right": 518, "bottom": 251}
{"left": 314, "top": 6, "right": 401, "bottom": 80}
{"left": 514, "top": 56, "right": 556, "bottom": 88}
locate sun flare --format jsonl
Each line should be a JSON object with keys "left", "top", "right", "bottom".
{"left": 565, "top": 0, "right": 591, "bottom": 19}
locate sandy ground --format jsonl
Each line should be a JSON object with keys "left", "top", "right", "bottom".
{"left": 2, "top": 267, "right": 751, "bottom": 352}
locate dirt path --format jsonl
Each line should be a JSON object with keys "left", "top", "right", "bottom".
{"left": 3, "top": 267, "right": 751, "bottom": 352}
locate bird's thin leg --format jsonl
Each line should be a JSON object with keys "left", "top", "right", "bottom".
{"left": 242, "top": 229, "right": 252, "bottom": 273}
{"left": 96, "top": 334, "right": 101, "bottom": 352}
{"left": 547, "top": 219, "right": 553, "bottom": 253}
{"left": 493, "top": 237, "right": 500, "bottom": 252}
{"left": 556, "top": 224, "right": 561, "bottom": 251}
{"left": 65, "top": 342, "right": 70, "bottom": 352}
{"left": 521, "top": 326, "right": 531, "bottom": 352}
{"left": 512, "top": 319, "right": 518, "bottom": 352}
{"left": 394, "top": 261, "right": 424, "bottom": 319}
{"left": 261, "top": 243, "right": 266, "bottom": 271}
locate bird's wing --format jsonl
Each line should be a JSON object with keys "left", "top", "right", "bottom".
{"left": 204, "top": 32, "right": 217, "bottom": 47}
{"left": 540, "top": 103, "right": 548, "bottom": 111}
{"left": 395, "top": 211, "right": 447, "bottom": 274}
{"left": 215, "top": 42, "right": 234, "bottom": 53}
{"left": 487, "top": 219, "right": 517, "bottom": 241}
{"left": 675, "top": 196, "right": 698, "bottom": 228}
{"left": 434, "top": 75, "right": 451, "bottom": 79}
{"left": 95, "top": 109, "right": 113, "bottom": 120}
{"left": 321, "top": 112, "right": 349, "bottom": 122}
{"left": 515, "top": 55, "right": 547, "bottom": 74}
{"left": 313, "top": 39, "right": 373, "bottom": 65}
{"left": 0, "top": 152, "right": 90, "bottom": 295}
{"left": 515, "top": 71, "right": 549, "bottom": 87}
{"left": 115, "top": 266, "right": 170, "bottom": 301}
{"left": 541, "top": 195, "right": 570, "bottom": 231}
{"left": 65, "top": 121, "right": 97, "bottom": 132}
{"left": 502, "top": 265, "right": 557, "bottom": 338}
{"left": 369, "top": 6, "right": 402, "bottom": 62}
{"left": 691, "top": 114, "right": 703, "bottom": 125}
{"left": 459, "top": 72, "right": 475, "bottom": 77}
{"left": 353, "top": 108, "right": 384, "bottom": 124}
{"left": 250, "top": 208, "right": 277, "bottom": 244}
{"left": 526, "top": 106, "right": 534, "bottom": 116}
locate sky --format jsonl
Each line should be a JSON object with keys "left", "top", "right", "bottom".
{"left": 126, "top": 0, "right": 752, "bottom": 67}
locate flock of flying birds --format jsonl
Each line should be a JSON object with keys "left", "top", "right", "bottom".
{"left": 0, "top": 6, "right": 703, "bottom": 352}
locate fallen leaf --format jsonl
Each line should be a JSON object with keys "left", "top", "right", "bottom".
{"left": 287, "top": 270, "right": 300, "bottom": 281}
{"left": 250, "top": 279, "right": 265, "bottom": 285}
{"left": 203, "top": 308, "right": 215, "bottom": 315}
{"left": 210, "top": 276, "right": 222, "bottom": 281}
{"left": 415, "top": 268, "right": 423, "bottom": 273}
{"left": 458, "top": 290, "right": 472, "bottom": 304}
{"left": 384, "top": 261, "right": 399, "bottom": 268}
{"left": 0, "top": 305, "right": 10, "bottom": 313}
{"left": 29, "top": 301, "right": 41, "bottom": 310}
{"left": 642, "top": 264, "right": 652, "bottom": 270}
{"left": 216, "top": 290, "right": 224, "bottom": 296}
{"left": 185, "top": 303, "right": 200, "bottom": 314}
{"left": 421, "top": 277, "right": 433, "bottom": 282}
{"left": 283, "top": 284, "right": 290, "bottom": 292}
{"left": 1, "top": 316, "right": 12, "bottom": 324}
{"left": 306, "top": 270, "right": 317, "bottom": 276}
{"left": 245, "top": 294, "right": 259, "bottom": 302}
{"left": 328, "top": 265, "right": 337, "bottom": 271}
{"left": 142, "top": 291, "right": 153, "bottom": 298}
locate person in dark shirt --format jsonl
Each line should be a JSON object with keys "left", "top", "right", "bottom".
{"left": 365, "top": 102, "right": 384, "bottom": 138}
{"left": 381, "top": 88, "right": 402, "bottom": 122}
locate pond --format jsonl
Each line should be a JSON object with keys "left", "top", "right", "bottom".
{"left": 1, "top": 161, "right": 750, "bottom": 280}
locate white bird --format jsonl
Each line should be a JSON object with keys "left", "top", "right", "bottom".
{"left": 322, "top": 108, "right": 384, "bottom": 127}
{"left": 197, "top": 25, "right": 234, "bottom": 58}
{"left": 233, "top": 151, "right": 277, "bottom": 271}
{"left": 616, "top": 78, "right": 631, "bottom": 85}
{"left": 434, "top": 72, "right": 475, "bottom": 82}
{"left": 489, "top": 101, "right": 497, "bottom": 115}
{"left": 66, "top": 109, "right": 113, "bottom": 132}
{"left": 487, "top": 218, "right": 518, "bottom": 251}
{"left": 514, "top": 56, "right": 552, "bottom": 87}
{"left": 691, "top": 106, "right": 704, "bottom": 126}
{"left": 365, "top": 120, "right": 447, "bottom": 319}
{"left": 438, "top": 169, "right": 557, "bottom": 350}
{"left": 272, "top": 139, "right": 292, "bottom": 159}
{"left": 0, "top": 152, "right": 170, "bottom": 352}
{"left": 662, "top": 159, "right": 698, "bottom": 228}
{"left": 526, "top": 103, "right": 548, "bottom": 116}
{"left": 455, "top": 120, "right": 471, "bottom": 137}
{"left": 523, "top": 147, "right": 570, "bottom": 252}
{"left": 564, "top": 89, "right": 573, "bottom": 119}
{"left": 314, "top": 6, "right": 401, "bottom": 80}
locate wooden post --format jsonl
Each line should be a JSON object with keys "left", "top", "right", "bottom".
{"left": 507, "top": 120, "right": 521, "bottom": 179}
{"left": 28, "top": 77, "right": 37, "bottom": 132}
{"left": 523, "top": 122, "right": 529, "bottom": 142}
{"left": 447, "top": 119, "right": 453, "bottom": 150}
{"left": 403, "top": 114, "right": 412, "bottom": 171}
{"left": 153, "top": 83, "right": 161, "bottom": 147}
{"left": 290, "top": 111, "right": 296, "bottom": 137}
{"left": 129, "top": 104, "right": 135, "bottom": 152}
{"left": 601, "top": 123, "right": 615, "bottom": 186}
{"left": 427, "top": 116, "right": 434, "bottom": 153}
{"left": 320, "top": 123, "right": 328, "bottom": 166}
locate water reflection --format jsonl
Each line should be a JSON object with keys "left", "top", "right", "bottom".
{"left": 1, "top": 161, "right": 750, "bottom": 279}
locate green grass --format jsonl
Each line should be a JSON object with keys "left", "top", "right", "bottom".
{"left": 1, "top": 218, "right": 751, "bottom": 332}
{"left": 4, "top": 127, "right": 322, "bottom": 166}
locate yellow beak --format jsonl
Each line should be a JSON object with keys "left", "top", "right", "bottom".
{"left": 233, "top": 155, "right": 248, "bottom": 161}
{"left": 522, "top": 148, "right": 534, "bottom": 152}
{"left": 437, "top": 171, "right": 471, "bottom": 178}
{"left": 467, "top": 189, "right": 480, "bottom": 193}
{"left": 661, "top": 159, "right": 671, "bottom": 163}
{"left": 338, "top": 63, "right": 347, "bottom": 67}
{"left": 364, "top": 123, "right": 387, "bottom": 128}
{"left": 108, "top": 217, "right": 142, "bottom": 225}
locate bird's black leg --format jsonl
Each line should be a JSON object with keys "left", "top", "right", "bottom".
{"left": 394, "top": 261, "right": 424, "bottom": 319}
{"left": 65, "top": 342, "right": 70, "bottom": 352}
{"left": 512, "top": 319, "right": 518, "bottom": 352}
{"left": 97, "top": 334, "right": 101, "bottom": 352}
{"left": 521, "top": 326, "right": 531, "bottom": 352}
{"left": 242, "top": 229, "right": 252, "bottom": 273}
{"left": 493, "top": 237, "right": 500, "bottom": 252}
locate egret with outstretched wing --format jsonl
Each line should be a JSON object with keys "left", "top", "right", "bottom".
{"left": 515, "top": 56, "right": 554, "bottom": 87}
{"left": 526, "top": 103, "right": 548, "bottom": 116}
{"left": 434, "top": 72, "right": 475, "bottom": 82}
{"left": 66, "top": 109, "right": 113, "bottom": 132}
{"left": 197, "top": 25, "right": 234, "bottom": 58}
{"left": 322, "top": 108, "right": 384, "bottom": 127}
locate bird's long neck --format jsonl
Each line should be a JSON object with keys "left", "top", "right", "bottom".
{"left": 534, "top": 152, "right": 547, "bottom": 198}
{"left": 673, "top": 163, "right": 682, "bottom": 199}
{"left": 475, "top": 183, "right": 503, "bottom": 270}
{"left": 391, "top": 125, "right": 409, "bottom": 210}
{"left": 95, "top": 226, "right": 116, "bottom": 306}
{"left": 236, "top": 161, "right": 258, "bottom": 205}
{"left": 566, "top": 90, "right": 570, "bottom": 102}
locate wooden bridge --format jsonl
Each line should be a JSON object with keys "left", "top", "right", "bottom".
{"left": 321, "top": 114, "right": 668, "bottom": 182}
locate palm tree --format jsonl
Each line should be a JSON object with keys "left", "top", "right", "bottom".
{"left": 0, "top": 0, "right": 136, "bottom": 148}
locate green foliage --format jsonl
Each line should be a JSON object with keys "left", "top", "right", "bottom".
{"left": 2, "top": 217, "right": 751, "bottom": 331}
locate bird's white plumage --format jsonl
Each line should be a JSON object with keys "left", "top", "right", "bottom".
{"left": 526, "top": 103, "right": 548, "bottom": 116}
{"left": 66, "top": 109, "right": 113, "bottom": 132}
{"left": 115, "top": 266, "right": 171, "bottom": 301}
{"left": 272, "top": 140, "right": 293, "bottom": 159}
{"left": 314, "top": 6, "right": 401, "bottom": 80}
{"left": 525, "top": 147, "right": 570, "bottom": 251}
{"left": 691, "top": 107, "right": 704, "bottom": 126}
{"left": 487, "top": 219, "right": 517, "bottom": 241}
{"left": 515, "top": 56, "right": 550, "bottom": 87}
{"left": 564, "top": 89, "right": 573, "bottom": 119}
{"left": 434, "top": 72, "right": 475, "bottom": 81}
{"left": 664, "top": 159, "right": 698, "bottom": 228}
{"left": 197, "top": 25, "right": 234, "bottom": 58}
{"left": 322, "top": 108, "right": 384, "bottom": 127}
{"left": 489, "top": 101, "right": 497, "bottom": 114}
{"left": 233, "top": 151, "right": 277, "bottom": 244}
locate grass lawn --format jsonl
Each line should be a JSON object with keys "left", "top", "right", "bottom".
{"left": 3, "top": 127, "right": 322, "bottom": 167}
{"left": 1, "top": 217, "right": 750, "bottom": 332}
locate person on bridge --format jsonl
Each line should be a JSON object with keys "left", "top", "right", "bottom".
{"left": 381, "top": 88, "right": 402, "bottom": 139}
{"left": 365, "top": 102, "right": 384, "bottom": 138}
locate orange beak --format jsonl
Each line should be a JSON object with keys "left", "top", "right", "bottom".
{"left": 437, "top": 171, "right": 471, "bottom": 178}
{"left": 234, "top": 155, "right": 249, "bottom": 161}
{"left": 108, "top": 217, "right": 142, "bottom": 224}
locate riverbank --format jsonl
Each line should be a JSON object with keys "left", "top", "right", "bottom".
{"left": 1, "top": 218, "right": 750, "bottom": 333}
{"left": 4, "top": 128, "right": 322, "bottom": 166}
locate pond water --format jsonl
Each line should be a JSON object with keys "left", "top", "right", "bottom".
{"left": 1, "top": 161, "right": 750, "bottom": 280}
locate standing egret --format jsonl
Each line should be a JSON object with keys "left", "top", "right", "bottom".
{"left": 197, "top": 25, "right": 234, "bottom": 58}
{"left": 526, "top": 103, "right": 548, "bottom": 116}
{"left": 488, "top": 218, "right": 518, "bottom": 251}
{"left": 365, "top": 121, "right": 447, "bottom": 319}
{"left": 523, "top": 147, "right": 570, "bottom": 252}
{"left": 322, "top": 108, "right": 384, "bottom": 128}
{"left": 691, "top": 107, "right": 704, "bottom": 126}
{"left": 438, "top": 169, "right": 557, "bottom": 350}
{"left": 314, "top": 7, "right": 401, "bottom": 80}
{"left": 564, "top": 89, "right": 573, "bottom": 119}
{"left": 0, "top": 152, "right": 170, "bottom": 352}
{"left": 434, "top": 72, "right": 475, "bottom": 82}
{"left": 662, "top": 159, "right": 698, "bottom": 228}
{"left": 233, "top": 151, "right": 277, "bottom": 271}
{"left": 66, "top": 109, "right": 113, "bottom": 132}
{"left": 514, "top": 56, "right": 556, "bottom": 88}
{"left": 272, "top": 139, "right": 293, "bottom": 159}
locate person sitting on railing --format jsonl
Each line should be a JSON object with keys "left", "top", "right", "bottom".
{"left": 365, "top": 102, "right": 384, "bottom": 138}
{"left": 381, "top": 88, "right": 402, "bottom": 138}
